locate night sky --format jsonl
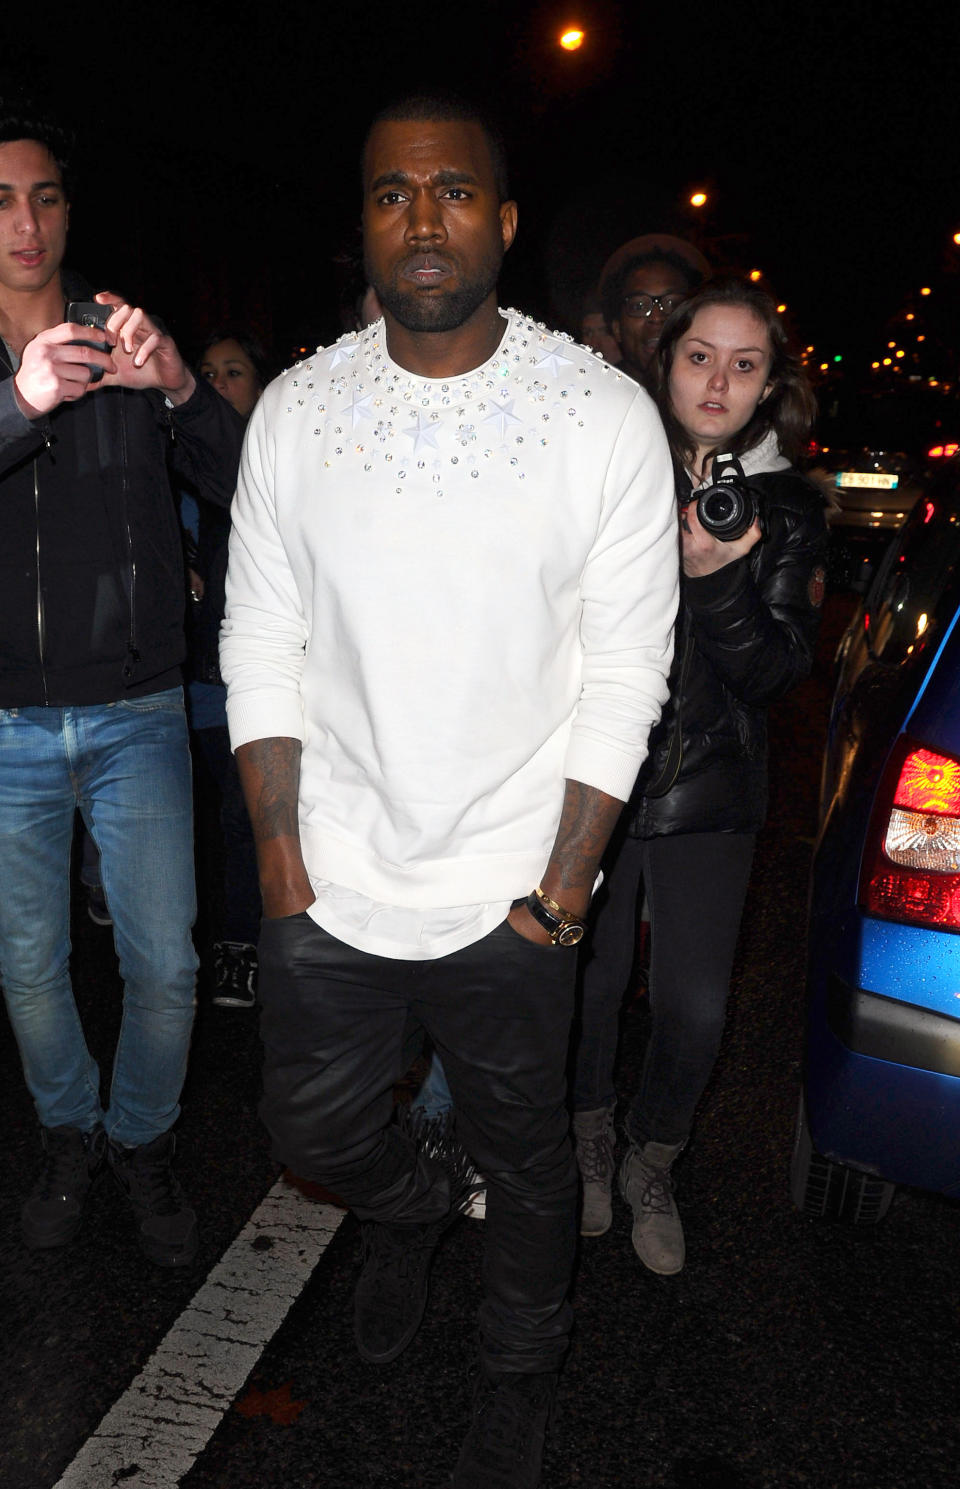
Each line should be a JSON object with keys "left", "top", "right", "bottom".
{"left": 7, "top": 0, "right": 960, "bottom": 384}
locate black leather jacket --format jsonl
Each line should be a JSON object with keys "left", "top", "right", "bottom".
{"left": 629, "top": 462, "right": 828, "bottom": 838}
{"left": 0, "top": 275, "right": 244, "bottom": 707}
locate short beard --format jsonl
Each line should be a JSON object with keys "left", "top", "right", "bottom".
{"left": 367, "top": 252, "right": 502, "bottom": 335}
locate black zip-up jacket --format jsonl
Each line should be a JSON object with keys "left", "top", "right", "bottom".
{"left": 629, "top": 458, "right": 829, "bottom": 839}
{"left": 0, "top": 279, "right": 244, "bottom": 707}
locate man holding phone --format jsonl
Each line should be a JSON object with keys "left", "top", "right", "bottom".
{"left": 0, "top": 99, "right": 244, "bottom": 1266}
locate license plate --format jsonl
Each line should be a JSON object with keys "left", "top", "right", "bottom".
{"left": 836, "top": 471, "right": 900, "bottom": 490}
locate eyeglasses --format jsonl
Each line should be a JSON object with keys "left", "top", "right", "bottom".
{"left": 620, "top": 293, "right": 684, "bottom": 319}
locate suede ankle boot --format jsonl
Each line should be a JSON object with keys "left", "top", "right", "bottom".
{"left": 618, "top": 1139, "right": 685, "bottom": 1274}
{"left": 572, "top": 1105, "right": 616, "bottom": 1237}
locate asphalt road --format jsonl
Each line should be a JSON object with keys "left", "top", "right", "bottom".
{"left": 2, "top": 589, "right": 958, "bottom": 1489}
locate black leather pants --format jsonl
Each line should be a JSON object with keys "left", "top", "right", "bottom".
{"left": 257, "top": 912, "right": 579, "bottom": 1375}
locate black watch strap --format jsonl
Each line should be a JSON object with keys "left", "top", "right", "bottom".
{"left": 525, "top": 888, "right": 586, "bottom": 946}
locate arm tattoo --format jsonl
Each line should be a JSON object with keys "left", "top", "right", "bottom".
{"left": 549, "top": 781, "right": 622, "bottom": 894}
{"left": 240, "top": 736, "right": 302, "bottom": 843}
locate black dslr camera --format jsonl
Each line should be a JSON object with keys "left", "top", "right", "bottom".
{"left": 690, "top": 452, "right": 763, "bottom": 542}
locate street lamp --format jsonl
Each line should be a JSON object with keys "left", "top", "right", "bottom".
{"left": 689, "top": 191, "right": 707, "bottom": 208}
{"left": 559, "top": 26, "right": 585, "bottom": 49}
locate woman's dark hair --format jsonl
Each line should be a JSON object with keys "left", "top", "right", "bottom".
{"left": 196, "top": 329, "right": 271, "bottom": 389}
{"left": 655, "top": 277, "right": 816, "bottom": 468}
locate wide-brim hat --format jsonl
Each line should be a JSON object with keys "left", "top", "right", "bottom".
{"left": 599, "top": 233, "right": 711, "bottom": 296}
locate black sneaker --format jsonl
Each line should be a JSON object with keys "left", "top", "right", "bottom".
{"left": 212, "top": 940, "right": 258, "bottom": 1008}
{"left": 107, "top": 1132, "right": 198, "bottom": 1267}
{"left": 353, "top": 1216, "right": 446, "bottom": 1364}
{"left": 353, "top": 1106, "right": 480, "bottom": 1364}
{"left": 21, "top": 1124, "right": 105, "bottom": 1249}
{"left": 412, "top": 1108, "right": 487, "bottom": 1220}
{"left": 451, "top": 1371, "right": 557, "bottom": 1487}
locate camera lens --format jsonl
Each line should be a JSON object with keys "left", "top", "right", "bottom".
{"left": 697, "top": 483, "right": 755, "bottom": 541}
{"left": 702, "top": 489, "right": 737, "bottom": 525}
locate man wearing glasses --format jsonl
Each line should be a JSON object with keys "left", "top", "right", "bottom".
{"left": 599, "top": 233, "right": 710, "bottom": 387}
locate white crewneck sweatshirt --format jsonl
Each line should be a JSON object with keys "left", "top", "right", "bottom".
{"left": 221, "top": 310, "right": 678, "bottom": 957}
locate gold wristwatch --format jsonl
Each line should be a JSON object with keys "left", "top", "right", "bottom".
{"left": 525, "top": 886, "right": 587, "bottom": 947}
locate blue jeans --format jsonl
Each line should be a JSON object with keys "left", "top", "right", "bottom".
{"left": 410, "top": 1048, "right": 455, "bottom": 1120}
{"left": 0, "top": 690, "right": 198, "bottom": 1146}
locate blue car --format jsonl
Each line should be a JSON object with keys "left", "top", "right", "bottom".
{"left": 791, "top": 469, "right": 960, "bottom": 1222}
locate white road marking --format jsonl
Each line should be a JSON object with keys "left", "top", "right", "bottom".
{"left": 53, "top": 1178, "right": 345, "bottom": 1489}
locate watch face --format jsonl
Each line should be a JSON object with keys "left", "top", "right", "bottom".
{"left": 557, "top": 923, "right": 585, "bottom": 946}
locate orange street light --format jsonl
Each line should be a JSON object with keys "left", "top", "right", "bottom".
{"left": 921, "top": 286, "right": 932, "bottom": 296}
{"left": 749, "top": 269, "right": 762, "bottom": 282}
{"left": 689, "top": 191, "right": 707, "bottom": 208}
{"left": 953, "top": 232, "right": 960, "bottom": 245}
{"left": 559, "top": 27, "right": 585, "bottom": 49}
{"left": 777, "top": 303, "right": 787, "bottom": 313}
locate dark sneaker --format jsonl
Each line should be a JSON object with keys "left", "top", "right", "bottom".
{"left": 86, "top": 884, "right": 112, "bottom": 927}
{"left": 108, "top": 1132, "right": 198, "bottom": 1267}
{"left": 354, "top": 1217, "right": 447, "bottom": 1364}
{"left": 451, "top": 1371, "right": 557, "bottom": 1488}
{"left": 353, "top": 1105, "right": 479, "bottom": 1363}
{"left": 410, "top": 1106, "right": 486, "bottom": 1217}
{"left": 212, "top": 940, "right": 258, "bottom": 1008}
{"left": 464, "top": 1180, "right": 487, "bottom": 1220}
{"left": 21, "top": 1124, "right": 105, "bottom": 1249}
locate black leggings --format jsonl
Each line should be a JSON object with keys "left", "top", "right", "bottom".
{"left": 573, "top": 830, "right": 755, "bottom": 1146}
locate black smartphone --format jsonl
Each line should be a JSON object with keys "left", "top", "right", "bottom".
{"left": 65, "top": 300, "right": 111, "bottom": 384}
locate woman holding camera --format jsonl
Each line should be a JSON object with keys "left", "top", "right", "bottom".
{"left": 571, "top": 278, "right": 828, "bottom": 1273}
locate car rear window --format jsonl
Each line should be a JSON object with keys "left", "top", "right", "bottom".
{"left": 864, "top": 475, "right": 960, "bottom": 667}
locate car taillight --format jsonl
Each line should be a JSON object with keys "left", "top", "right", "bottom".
{"left": 860, "top": 740, "right": 960, "bottom": 930}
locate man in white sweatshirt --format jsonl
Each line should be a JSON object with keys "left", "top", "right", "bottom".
{"left": 220, "top": 93, "right": 678, "bottom": 1489}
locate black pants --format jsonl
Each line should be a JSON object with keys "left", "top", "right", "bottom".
{"left": 573, "top": 831, "right": 755, "bottom": 1146}
{"left": 193, "top": 723, "right": 261, "bottom": 946}
{"left": 258, "top": 913, "right": 579, "bottom": 1375}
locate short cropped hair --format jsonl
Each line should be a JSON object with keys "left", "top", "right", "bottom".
{"left": 601, "top": 250, "right": 703, "bottom": 333}
{"left": 363, "top": 92, "right": 510, "bottom": 203}
{"left": 0, "top": 93, "right": 74, "bottom": 198}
